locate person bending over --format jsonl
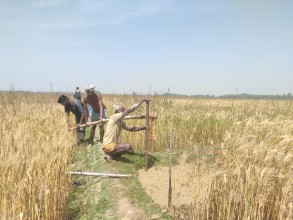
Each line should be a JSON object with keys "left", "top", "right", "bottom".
{"left": 58, "top": 95, "right": 86, "bottom": 146}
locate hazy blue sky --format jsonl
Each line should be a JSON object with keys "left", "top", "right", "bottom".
{"left": 0, "top": 0, "right": 292, "bottom": 96}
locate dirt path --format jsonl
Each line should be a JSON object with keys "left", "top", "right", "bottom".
{"left": 110, "top": 174, "right": 145, "bottom": 220}
{"left": 69, "top": 142, "right": 164, "bottom": 220}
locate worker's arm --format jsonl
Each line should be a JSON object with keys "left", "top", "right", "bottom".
{"left": 97, "top": 93, "right": 104, "bottom": 120}
{"left": 122, "top": 99, "right": 150, "bottom": 118}
{"left": 66, "top": 113, "right": 71, "bottom": 131}
{"left": 77, "top": 98, "right": 88, "bottom": 127}
{"left": 122, "top": 123, "right": 147, "bottom": 132}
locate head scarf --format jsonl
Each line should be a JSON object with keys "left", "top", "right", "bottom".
{"left": 84, "top": 84, "right": 96, "bottom": 93}
{"left": 114, "top": 104, "right": 124, "bottom": 112}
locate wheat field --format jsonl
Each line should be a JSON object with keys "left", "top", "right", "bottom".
{"left": 0, "top": 92, "right": 292, "bottom": 219}
{"left": 0, "top": 92, "right": 74, "bottom": 219}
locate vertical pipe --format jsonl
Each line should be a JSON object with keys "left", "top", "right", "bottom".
{"left": 168, "top": 119, "right": 172, "bottom": 208}
{"left": 144, "top": 101, "right": 150, "bottom": 171}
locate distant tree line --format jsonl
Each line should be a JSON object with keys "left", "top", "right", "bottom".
{"left": 161, "top": 92, "right": 293, "bottom": 100}
{"left": 1, "top": 90, "right": 293, "bottom": 100}
{"left": 218, "top": 93, "right": 293, "bottom": 100}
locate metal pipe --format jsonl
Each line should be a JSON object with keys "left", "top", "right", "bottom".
{"left": 168, "top": 119, "right": 173, "bottom": 208}
{"left": 144, "top": 101, "right": 150, "bottom": 171}
{"left": 70, "top": 115, "right": 157, "bottom": 131}
{"left": 67, "top": 171, "right": 132, "bottom": 178}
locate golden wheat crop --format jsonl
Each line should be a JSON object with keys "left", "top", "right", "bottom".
{"left": 1, "top": 92, "right": 292, "bottom": 219}
{"left": 187, "top": 100, "right": 293, "bottom": 219}
{"left": 0, "top": 92, "right": 74, "bottom": 219}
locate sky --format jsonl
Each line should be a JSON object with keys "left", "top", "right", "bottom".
{"left": 0, "top": 0, "right": 292, "bottom": 96}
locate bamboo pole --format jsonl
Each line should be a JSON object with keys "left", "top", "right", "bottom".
{"left": 168, "top": 119, "right": 173, "bottom": 208}
{"left": 144, "top": 101, "right": 150, "bottom": 171}
{"left": 70, "top": 115, "right": 157, "bottom": 131}
{"left": 67, "top": 171, "right": 132, "bottom": 178}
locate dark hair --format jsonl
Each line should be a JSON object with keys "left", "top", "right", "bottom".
{"left": 58, "top": 95, "right": 69, "bottom": 104}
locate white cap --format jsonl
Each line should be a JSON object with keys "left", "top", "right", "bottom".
{"left": 114, "top": 104, "right": 124, "bottom": 111}
{"left": 85, "top": 84, "right": 95, "bottom": 92}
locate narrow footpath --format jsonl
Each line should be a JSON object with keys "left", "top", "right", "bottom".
{"left": 68, "top": 142, "right": 171, "bottom": 220}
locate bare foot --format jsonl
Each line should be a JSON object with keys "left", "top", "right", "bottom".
{"left": 104, "top": 154, "right": 113, "bottom": 163}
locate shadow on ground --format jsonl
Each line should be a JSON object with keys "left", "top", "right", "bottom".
{"left": 113, "top": 153, "right": 159, "bottom": 169}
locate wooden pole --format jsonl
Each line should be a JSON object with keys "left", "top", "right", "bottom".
{"left": 67, "top": 171, "right": 132, "bottom": 178}
{"left": 144, "top": 101, "right": 150, "bottom": 171}
{"left": 168, "top": 119, "right": 173, "bottom": 208}
{"left": 70, "top": 115, "right": 157, "bottom": 131}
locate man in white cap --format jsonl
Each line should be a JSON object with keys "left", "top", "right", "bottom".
{"left": 102, "top": 99, "right": 149, "bottom": 162}
{"left": 79, "top": 84, "right": 107, "bottom": 145}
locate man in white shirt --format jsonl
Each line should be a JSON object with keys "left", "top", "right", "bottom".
{"left": 102, "top": 99, "right": 149, "bottom": 162}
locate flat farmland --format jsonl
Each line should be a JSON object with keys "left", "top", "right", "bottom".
{"left": 1, "top": 92, "right": 292, "bottom": 219}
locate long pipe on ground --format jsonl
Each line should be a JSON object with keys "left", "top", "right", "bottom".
{"left": 67, "top": 171, "right": 132, "bottom": 178}
{"left": 70, "top": 115, "right": 157, "bottom": 131}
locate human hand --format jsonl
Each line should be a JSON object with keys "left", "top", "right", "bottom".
{"left": 144, "top": 98, "right": 150, "bottom": 103}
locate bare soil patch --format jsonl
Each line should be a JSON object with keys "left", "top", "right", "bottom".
{"left": 138, "top": 152, "right": 213, "bottom": 208}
